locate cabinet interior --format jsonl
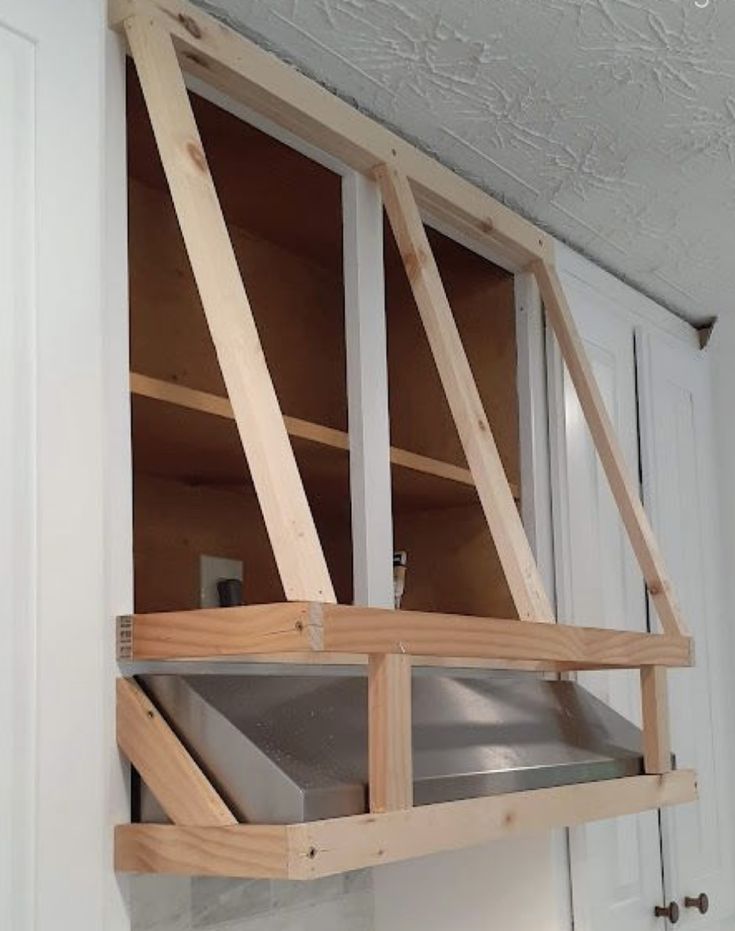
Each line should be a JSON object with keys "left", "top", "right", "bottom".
{"left": 127, "top": 65, "right": 520, "bottom": 619}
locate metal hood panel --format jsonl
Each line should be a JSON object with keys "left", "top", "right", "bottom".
{"left": 138, "top": 672, "right": 645, "bottom": 824}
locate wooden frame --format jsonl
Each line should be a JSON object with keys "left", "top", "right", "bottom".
{"left": 117, "top": 604, "right": 693, "bottom": 670}
{"left": 116, "top": 768, "right": 697, "bottom": 879}
{"left": 111, "top": 0, "right": 695, "bottom": 877}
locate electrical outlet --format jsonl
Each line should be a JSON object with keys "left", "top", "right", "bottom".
{"left": 199, "top": 554, "right": 243, "bottom": 608}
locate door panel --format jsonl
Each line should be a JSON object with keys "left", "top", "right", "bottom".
{"left": 636, "top": 330, "right": 734, "bottom": 927}
{"left": 549, "top": 274, "right": 663, "bottom": 931}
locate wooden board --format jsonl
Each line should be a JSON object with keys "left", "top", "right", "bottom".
{"left": 117, "top": 602, "right": 694, "bottom": 669}
{"left": 368, "top": 654, "right": 413, "bottom": 812}
{"left": 117, "top": 603, "right": 321, "bottom": 660}
{"left": 116, "top": 823, "right": 290, "bottom": 878}
{"left": 130, "top": 373, "right": 519, "bottom": 502}
{"left": 377, "top": 164, "right": 552, "bottom": 623}
{"left": 534, "top": 259, "right": 687, "bottom": 637}
{"left": 115, "top": 770, "right": 697, "bottom": 878}
{"left": 116, "top": 678, "right": 236, "bottom": 826}
{"left": 125, "top": 16, "right": 334, "bottom": 602}
{"left": 641, "top": 666, "right": 672, "bottom": 774}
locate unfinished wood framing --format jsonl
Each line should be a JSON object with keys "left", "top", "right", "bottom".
{"left": 111, "top": 0, "right": 695, "bottom": 879}
{"left": 116, "top": 604, "right": 693, "bottom": 669}
{"left": 115, "top": 769, "right": 697, "bottom": 878}
{"left": 377, "top": 163, "right": 553, "bottom": 623}
{"left": 368, "top": 654, "right": 413, "bottom": 812}
{"left": 130, "top": 372, "right": 515, "bottom": 495}
{"left": 124, "top": 14, "right": 334, "bottom": 603}
{"left": 116, "top": 678, "right": 236, "bottom": 826}
{"left": 640, "top": 666, "right": 672, "bottom": 774}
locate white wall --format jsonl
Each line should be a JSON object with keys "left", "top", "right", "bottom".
{"left": 374, "top": 838, "right": 567, "bottom": 931}
{"left": 0, "top": 0, "right": 131, "bottom": 927}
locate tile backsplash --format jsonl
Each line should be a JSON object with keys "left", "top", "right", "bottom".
{"left": 130, "top": 870, "right": 374, "bottom": 931}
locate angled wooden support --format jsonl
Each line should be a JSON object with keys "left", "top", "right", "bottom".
{"left": 116, "top": 678, "right": 236, "bottom": 826}
{"left": 376, "top": 163, "right": 553, "bottom": 623}
{"left": 124, "top": 14, "right": 334, "bottom": 603}
{"left": 533, "top": 259, "right": 686, "bottom": 637}
{"left": 368, "top": 654, "right": 413, "bottom": 812}
{"left": 640, "top": 666, "right": 672, "bottom": 774}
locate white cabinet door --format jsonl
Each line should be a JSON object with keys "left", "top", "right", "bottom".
{"left": 549, "top": 273, "right": 663, "bottom": 931}
{"left": 637, "top": 330, "right": 735, "bottom": 928}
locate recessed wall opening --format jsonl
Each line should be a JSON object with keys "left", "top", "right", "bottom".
{"left": 126, "top": 63, "right": 520, "bottom": 619}
{"left": 126, "top": 64, "right": 351, "bottom": 611}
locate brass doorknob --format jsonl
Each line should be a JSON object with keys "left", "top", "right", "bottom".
{"left": 684, "top": 893, "right": 709, "bottom": 914}
{"left": 655, "top": 901, "right": 680, "bottom": 923}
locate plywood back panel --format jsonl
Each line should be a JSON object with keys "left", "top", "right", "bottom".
{"left": 385, "top": 224, "right": 519, "bottom": 484}
{"left": 133, "top": 474, "right": 353, "bottom": 611}
{"left": 393, "top": 504, "right": 516, "bottom": 619}
{"left": 129, "top": 178, "right": 347, "bottom": 431}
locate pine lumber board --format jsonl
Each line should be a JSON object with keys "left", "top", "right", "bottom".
{"left": 368, "top": 654, "right": 413, "bottom": 812}
{"left": 114, "top": 771, "right": 697, "bottom": 878}
{"left": 129, "top": 372, "right": 518, "bottom": 496}
{"left": 117, "top": 603, "right": 694, "bottom": 668}
{"left": 115, "top": 823, "right": 289, "bottom": 877}
{"left": 641, "top": 666, "right": 672, "bottom": 774}
{"left": 116, "top": 678, "right": 236, "bottom": 826}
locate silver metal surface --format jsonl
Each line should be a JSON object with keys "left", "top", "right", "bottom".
{"left": 138, "top": 673, "right": 646, "bottom": 824}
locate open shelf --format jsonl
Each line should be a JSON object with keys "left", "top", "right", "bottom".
{"left": 131, "top": 372, "right": 518, "bottom": 509}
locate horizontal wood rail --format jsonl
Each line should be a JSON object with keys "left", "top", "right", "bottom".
{"left": 115, "top": 770, "right": 697, "bottom": 879}
{"left": 117, "top": 603, "right": 694, "bottom": 670}
{"left": 130, "top": 372, "right": 519, "bottom": 498}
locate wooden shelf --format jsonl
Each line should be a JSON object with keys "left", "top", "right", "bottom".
{"left": 130, "top": 373, "right": 519, "bottom": 508}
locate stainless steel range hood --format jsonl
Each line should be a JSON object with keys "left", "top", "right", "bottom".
{"left": 136, "top": 671, "right": 648, "bottom": 825}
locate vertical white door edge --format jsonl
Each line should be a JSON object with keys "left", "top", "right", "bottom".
{"left": 0, "top": 3, "right": 132, "bottom": 928}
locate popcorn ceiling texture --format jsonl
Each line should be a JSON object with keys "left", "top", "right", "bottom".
{"left": 194, "top": 0, "right": 735, "bottom": 324}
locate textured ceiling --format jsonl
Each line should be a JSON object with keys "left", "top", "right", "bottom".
{"left": 196, "top": 0, "right": 735, "bottom": 324}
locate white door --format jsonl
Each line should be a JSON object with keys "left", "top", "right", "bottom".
{"left": 0, "top": 1, "right": 130, "bottom": 928}
{"left": 549, "top": 272, "right": 664, "bottom": 931}
{"left": 637, "top": 330, "right": 735, "bottom": 928}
